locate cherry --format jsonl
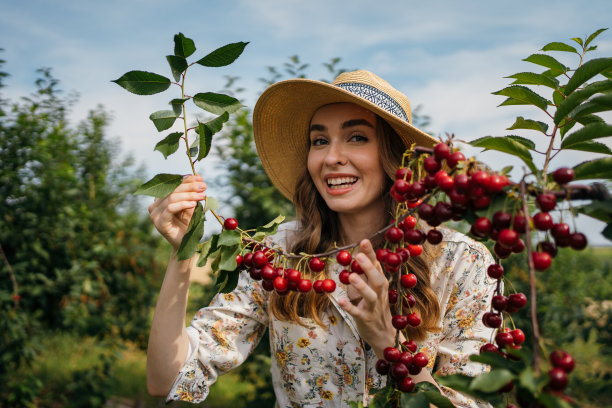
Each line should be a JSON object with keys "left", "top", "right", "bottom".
{"left": 448, "top": 189, "right": 469, "bottom": 205}
{"left": 498, "top": 229, "right": 519, "bottom": 248}
{"left": 422, "top": 174, "right": 438, "bottom": 190}
{"left": 472, "top": 217, "right": 492, "bottom": 237}
{"left": 336, "top": 250, "right": 352, "bottom": 266}
{"left": 508, "top": 293, "right": 527, "bottom": 309}
{"left": 548, "top": 368, "right": 568, "bottom": 391}
{"left": 384, "top": 252, "right": 402, "bottom": 267}
{"left": 570, "top": 232, "right": 587, "bottom": 250}
{"left": 492, "top": 212, "right": 512, "bottom": 229}
{"left": 286, "top": 268, "right": 301, "bottom": 283}
{"left": 321, "top": 279, "right": 336, "bottom": 293}
{"left": 408, "top": 364, "right": 422, "bottom": 375}
{"left": 471, "top": 170, "right": 491, "bottom": 187}
{"left": 510, "top": 329, "right": 525, "bottom": 345}
{"left": 434, "top": 201, "right": 453, "bottom": 221}
{"left": 397, "top": 247, "right": 410, "bottom": 263}
{"left": 437, "top": 175, "right": 454, "bottom": 192}
{"left": 261, "top": 264, "right": 277, "bottom": 281}
{"left": 249, "top": 267, "right": 262, "bottom": 280}
{"left": 339, "top": 270, "right": 351, "bottom": 284}
{"left": 350, "top": 259, "right": 364, "bottom": 274}
{"left": 483, "top": 312, "right": 502, "bottom": 328}
{"left": 487, "top": 174, "right": 508, "bottom": 193}
{"left": 550, "top": 350, "right": 575, "bottom": 373}
{"left": 313, "top": 280, "right": 323, "bottom": 293}
{"left": 403, "top": 340, "right": 418, "bottom": 353}
{"left": 398, "top": 377, "right": 415, "bottom": 393}
{"left": 471, "top": 195, "right": 492, "bottom": 210}
{"left": 539, "top": 241, "right": 558, "bottom": 258}
{"left": 511, "top": 238, "right": 525, "bottom": 254}
{"left": 395, "top": 167, "right": 412, "bottom": 181}
{"left": 261, "top": 279, "right": 275, "bottom": 291}
{"left": 404, "top": 229, "right": 425, "bottom": 245}
{"left": 392, "top": 315, "right": 409, "bottom": 330}
{"left": 447, "top": 151, "right": 466, "bottom": 168}
{"left": 434, "top": 142, "right": 451, "bottom": 161}
{"left": 399, "top": 215, "right": 417, "bottom": 231}
{"left": 489, "top": 228, "right": 500, "bottom": 241}
{"left": 399, "top": 351, "right": 413, "bottom": 366}
{"left": 393, "top": 179, "right": 411, "bottom": 195}
{"left": 487, "top": 264, "right": 504, "bottom": 279}
{"left": 551, "top": 223, "right": 570, "bottom": 240}
{"left": 426, "top": 229, "right": 443, "bottom": 245}
{"left": 418, "top": 203, "right": 435, "bottom": 220}
{"left": 491, "top": 295, "right": 508, "bottom": 311}
{"left": 243, "top": 252, "right": 254, "bottom": 267}
{"left": 401, "top": 273, "right": 418, "bottom": 289}
{"left": 252, "top": 250, "right": 268, "bottom": 268}
{"left": 413, "top": 352, "right": 429, "bottom": 368}
{"left": 376, "top": 248, "right": 389, "bottom": 263}
{"left": 480, "top": 343, "right": 499, "bottom": 354}
{"left": 384, "top": 347, "right": 401, "bottom": 362}
{"left": 223, "top": 217, "right": 238, "bottom": 230}
{"left": 375, "top": 359, "right": 390, "bottom": 375}
{"left": 423, "top": 156, "right": 441, "bottom": 174}
{"left": 385, "top": 227, "right": 404, "bottom": 243}
{"left": 388, "top": 289, "right": 399, "bottom": 304}
{"left": 273, "top": 276, "right": 288, "bottom": 292}
{"left": 494, "top": 242, "right": 512, "bottom": 259}
{"left": 406, "top": 244, "right": 423, "bottom": 257}
{"left": 236, "top": 254, "right": 243, "bottom": 268}
{"left": 553, "top": 167, "right": 575, "bottom": 184}
{"left": 407, "top": 313, "right": 421, "bottom": 327}
{"left": 297, "top": 279, "right": 312, "bottom": 293}
{"left": 403, "top": 294, "right": 416, "bottom": 308}
{"left": 495, "top": 331, "right": 514, "bottom": 348}
{"left": 391, "top": 363, "right": 409, "bottom": 380}
{"left": 536, "top": 193, "right": 557, "bottom": 212}
{"left": 512, "top": 214, "right": 528, "bottom": 234}
{"left": 533, "top": 212, "right": 553, "bottom": 231}
{"left": 454, "top": 173, "right": 470, "bottom": 192}
{"left": 309, "top": 257, "right": 326, "bottom": 272}
{"left": 532, "top": 251, "right": 552, "bottom": 270}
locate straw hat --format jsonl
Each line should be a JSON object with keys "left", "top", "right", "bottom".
{"left": 253, "top": 70, "right": 437, "bottom": 201}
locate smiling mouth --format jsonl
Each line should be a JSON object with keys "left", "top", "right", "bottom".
{"left": 326, "top": 176, "right": 358, "bottom": 189}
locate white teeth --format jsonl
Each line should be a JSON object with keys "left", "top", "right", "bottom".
{"left": 327, "top": 177, "right": 358, "bottom": 188}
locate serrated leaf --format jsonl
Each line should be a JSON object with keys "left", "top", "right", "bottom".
{"left": 196, "top": 41, "right": 249, "bottom": 67}
{"left": 134, "top": 173, "right": 182, "bottom": 198}
{"left": 570, "top": 93, "right": 612, "bottom": 120}
{"left": 170, "top": 98, "right": 189, "bottom": 116}
{"left": 523, "top": 54, "right": 567, "bottom": 75}
{"left": 493, "top": 85, "right": 550, "bottom": 111}
{"left": 177, "top": 202, "right": 204, "bottom": 260}
{"left": 561, "top": 122, "right": 612, "bottom": 149}
{"left": 469, "top": 136, "right": 537, "bottom": 174}
{"left": 197, "top": 235, "right": 219, "bottom": 267}
{"left": 204, "top": 196, "right": 218, "bottom": 212}
{"left": 554, "top": 79, "right": 612, "bottom": 124}
{"left": 507, "top": 116, "right": 548, "bottom": 133}
{"left": 166, "top": 55, "right": 187, "bottom": 82}
{"left": 573, "top": 157, "right": 612, "bottom": 180}
{"left": 173, "top": 33, "right": 196, "bottom": 58}
{"left": 564, "top": 58, "right": 612, "bottom": 96}
{"left": 197, "top": 122, "right": 213, "bottom": 160}
{"left": 154, "top": 132, "right": 183, "bottom": 159}
{"left": 423, "top": 391, "right": 454, "bottom": 408}
{"left": 563, "top": 140, "right": 612, "bottom": 155}
{"left": 541, "top": 42, "right": 578, "bottom": 54}
{"left": 575, "top": 200, "right": 612, "bottom": 223}
{"left": 584, "top": 28, "right": 608, "bottom": 50}
{"left": 112, "top": 70, "right": 171, "bottom": 95}
{"left": 193, "top": 92, "right": 243, "bottom": 115}
{"left": 149, "top": 110, "right": 177, "bottom": 131}
{"left": 400, "top": 392, "right": 428, "bottom": 408}
{"left": 506, "top": 72, "right": 559, "bottom": 89}
{"left": 219, "top": 245, "right": 241, "bottom": 271}
{"left": 499, "top": 97, "right": 530, "bottom": 107}
{"left": 206, "top": 111, "right": 230, "bottom": 134}
{"left": 252, "top": 215, "right": 286, "bottom": 240}
{"left": 469, "top": 369, "right": 515, "bottom": 393}
{"left": 518, "top": 367, "right": 539, "bottom": 394}
{"left": 218, "top": 229, "right": 242, "bottom": 247}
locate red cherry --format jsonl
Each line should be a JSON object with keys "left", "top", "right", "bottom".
{"left": 223, "top": 217, "right": 238, "bottom": 230}
{"left": 408, "top": 364, "right": 422, "bottom": 375}
{"left": 548, "top": 368, "right": 568, "bottom": 391}
{"left": 376, "top": 248, "right": 389, "bottom": 263}
{"left": 261, "top": 264, "right": 277, "bottom": 281}
{"left": 385, "top": 227, "right": 404, "bottom": 243}
{"left": 539, "top": 241, "right": 558, "bottom": 258}
{"left": 508, "top": 293, "right": 527, "bottom": 309}
{"left": 551, "top": 223, "right": 570, "bottom": 240}
{"left": 399, "top": 351, "right": 413, "bottom": 366}
{"left": 482, "top": 312, "right": 502, "bottom": 328}
{"left": 403, "top": 340, "right": 418, "bottom": 353}
{"left": 249, "top": 267, "right": 262, "bottom": 280}
{"left": 447, "top": 151, "right": 466, "bottom": 168}
{"left": 375, "top": 359, "right": 390, "bottom": 375}
{"left": 297, "top": 279, "right": 312, "bottom": 293}
{"left": 399, "top": 215, "right": 417, "bottom": 231}
{"left": 536, "top": 193, "right": 557, "bottom": 212}
{"left": 448, "top": 189, "right": 469, "bottom": 205}
{"left": 550, "top": 350, "right": 575, "bottom": 373}
{"left": 471, "top": 195, "right": 491, "bottom": 210}
{"left": 533, "top": 212, "right": 553, "bottom": 231}
{"left": 407, "top": 313, "right": 421, "bottom": 327}
{"left": 309, "top": 257, "right": 326, "bottom": 272}
{"left": 408, "top": 181, "right": 426, "bottom": 198}
{"left": 487, "top": 264, "right": 504, "bottom": 279}
{"left": 434, "top": 202, "right": 453, "bottom": 221}
{"left": 423, "top": 156, "right": 441, "bottom": 174}
{"left": 336, "top": 250, "right": 352, "bottom": 266}
{"left": 401, "top": 273, "right": 418, "bottom": 289}
{"left": 511, "top": 238, "right": 525, "bottom": 254}
{"left": 513, "top": 214, "right": 528, "bottom": 234}
{"left": 403, "top": 294, "right": 416, "bottom": 308}
{"left": 350, "top": 259, "right": 363, "bottom": 274}
{"left": 384, "top": 252, "right": 402, "bottom": 267}
{"left": 471, "top": 170, "right": 491, "bottom": 187}
{"left": 286, "top": 268, "right": 301, "bottom": 283}
{"left": 392, "top": 315, "right": 409, "bottom": 330}
{"left": 491, "top": 295, "right": 508, "bottom": 311}
{"left": 393, "top": 178, "right": 411, "bottom": 195}
{"left": 454, "top": 173, "right": 470, "bottom": 192}
{"left": 252, "top": 250, "right": 268, "bottom": 268}
{"left": 511, "top": 329, "right": 525, "bottom": 345}
{"left": 339, "top": 270, "right": 351, "bottom": 284}
{"left": 273, "top": 276, "right": 288, "bottom": 292}
{"left": 480, "top": 343, "right": 499, "bottom": 354}
{"left": 494, "top": 242, "right": 512, "bottom": 259}
{"left": 384, "top": 347, "right": 401, "bottom": 362}
{"left": 261, "top": 279, "right": 275, "bottom": 291}
{"left": 391, "top": 362, "right": 409, "bottom": 379}
{"left": 235, "top": 254, "right": 243, "bottom": 268}
{"left": 404, "top": 229, "right": 425, "bottom": 245}
{"left": 321, "top": 279, "right": 336, "bottom": 293}
{"left": 418, "top": 203, "right": 435, "bottom": 220}
{"left": 406, "top": 244, "right": 423, "bottom": 257}
{"left": 243, "top": 252, "right": 254, "bottom": 267}
{"left": 426, "top": 229, "right": 443, "bottom": 245}
{"left": 495, "top": 331, "right": 514, "bottom": 348}
{"left": 388, "top": 289, "right": 399, "bottom": 304}
{"left": 434, "top": 142, "right": 451, "bottom": 161}
{"left": 487, "top": 174, "right": 507, "bottom": 193}
{"left": 472, "top": 217, "right": 492, "bottom": 237}
{"left": 570, "top": 232, "right": 587, "bottom": 250}
{"left": 553, "top": 167, "right": 575, "bottom": 184}
{"left": 398, "top": 377, "right": 416, "bottom": 393}
{"left": 395, "top": 167, "right": 412, "bottom": 181}
{"left": 413, "top": 352, "right": 429, "bottom": 368}
{"left": 498, "top": 229, "right": 519, "bottom": 248}
{"left": 492, "top": 212, "right": 512, "bottom": 229}
{"left": 313, "top": 280, "right": 323, "bottom": 293}
{"left": 532, "top": 251, "right": 552, "bottom": 270}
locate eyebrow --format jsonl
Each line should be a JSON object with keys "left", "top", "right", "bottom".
{"left": 309, "top": 118, "right": 375, "bottom": 132}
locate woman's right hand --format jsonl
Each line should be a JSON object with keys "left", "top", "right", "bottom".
{"left": 148, "top": 174, "right": 207, "bottom": 251}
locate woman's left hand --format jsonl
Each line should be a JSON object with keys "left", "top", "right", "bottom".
{"left": 337, "top": 239, "right": 396, "bottom": 359}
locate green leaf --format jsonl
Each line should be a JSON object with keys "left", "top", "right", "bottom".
{"left": 149, "top": 110, "right": 177, "bottom": 131}
{"left": 204, "top": 196, "right": 219, "bottom": 212}
{"left": 197, "top": 122, "right": 213, "bottom": 160}
{"left": 134, "top": 173, "right": 182, "bottom": 198}
{"left": 170, "top": 98, "right": 189, "bottom": 116}
{"left": 538, "top": 392, "right": 574, "bottom": 408}
{"left": 193, "top": 92, "right": 243, "bottom": 115}
{"left": 469, "top": 136, "right": 537, "bottom": 174}
{"left": 554, "top": 79, "right": 612, "bottom": 125}
{"left": 518, "top": 367, "right": 539, "bottom": 395}
{"left": 575, "top": 200, "right": 612, "bottom": 223}
{"left": 196, "top": 42, "right": 249, "bottom": 67}
{"left": 219, "top": 245, "right": 241, "bottom": 271}
{"left": 177, "top": 202, "right": 204, "bottom": 260}
{"left": 569, "top": 93, "right": 612, "bottom": 120}
{"left": 206, "top": 111, "right": 230, "bottom": 134}
{"left": 347, "top": 402, "right": 365, "bottom": 408}
{"left": 552, "top": 89, "right": 565, "bottom": 106}
{"left": 564, "top": 58, "right": 612, "bottom": 96}
{"left": 370, "top": 385, "right": 394, "bottom": 408}
{"left": 561, "top": 122, "right": 612, "bottom": 149}
{"left": 219, "top": 270, "right": 239, "bottom": 293}
{"left": 112, "top": 70, "right": 171, "bottom": 95}
{"left": 166, "top": 55, "right": 187, "bottom": 82}
{"left": 469, "top": 369, "right": 515, "bottom": 393}
{"left": 154, "top": 132, "right": 183, "bottom": 159}
{"left": 541, "top": 42, "right": 578, "bottom": 54}
{"left": 572, "top": 37, "right": 583, "bottom": 46}
{"left": 470, "top": 352, "right": 519, "bottom": 372}
{"left": 493, "top": 85, "right": 550, "bottom": 111}
{"left": 400, "top": 392, "right": 428, "bottom": 408}
{"left": 252, "top": 215, "right": 286, "bottom": 240}
{"left": 507, "top": 116, "right": 548, "bottom": 133}
{"left": 197, "top": 235, "right": 219, "bottom": 267}
{"left": 562, "top": 140, "right": 612, "bottom": 155}
{"left": 506, "top": 72, "right": 559, "bottom": 89}
{"left": 603, "top": 223, "right": 612, "bottom": 241}
{"left": 573, "top": 157, "right": 612, "bottom": 180}
{"left": 189, "top": 134, "right": 199, "bottom": 158}
{"left": 523, "top": 54, "right": 567, "bottom": 75}
{"left": 584, "top": 28, "right": 608, "bottom": 50}
{"left": 423, "top": 391, "right": 454, "bottom": 408}
{"left": 436, "top": 373, "right": 474, "bottom": 394}
{"left": 218, "top": 229, "right": 242, "bottom": 247}
{"left": 173, "top": 33, "right": 196, "bottom": 58}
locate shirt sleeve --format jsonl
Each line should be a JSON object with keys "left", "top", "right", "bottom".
{"left": 433, "top": 237, "right": 499, "bottom": 408}
{"left": 166, "top": 273, "right": 269, "bottom": 403}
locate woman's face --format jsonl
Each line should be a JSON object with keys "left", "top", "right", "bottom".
{"left": 307, "top": 102, "right": 387, "bottom": 216}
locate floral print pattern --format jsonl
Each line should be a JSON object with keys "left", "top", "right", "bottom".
{"left": 168, "top": 222, "right": 497, "bottom": 407}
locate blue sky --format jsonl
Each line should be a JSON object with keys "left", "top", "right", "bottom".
{"left": 2, "top": 0, "right": 611, "bottom": 243}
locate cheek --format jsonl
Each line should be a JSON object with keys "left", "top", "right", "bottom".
{"left": 306, "top": 151, "right": 320, "bottom": 180}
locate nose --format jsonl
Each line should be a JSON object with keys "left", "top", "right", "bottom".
{"left": 324, "top": 140, "right": 347, "bottom": 167}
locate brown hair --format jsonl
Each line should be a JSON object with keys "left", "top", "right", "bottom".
{"left": 269, "top": 115, "right": 441, "bottom": 340}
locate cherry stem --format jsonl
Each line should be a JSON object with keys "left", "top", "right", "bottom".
{"left": 0, "top": 244, "right": 19, "bottom": 310}
{"left": 520, "top": 176, "right": 540, "bottom": 375}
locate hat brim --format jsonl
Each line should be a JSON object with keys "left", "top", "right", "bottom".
{"left": 253, "top": 78, "right": 438, "bottom": 202}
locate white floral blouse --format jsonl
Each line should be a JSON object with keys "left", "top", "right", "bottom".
{"left": 167, "top": 222, "right": 497, "bottom": 407}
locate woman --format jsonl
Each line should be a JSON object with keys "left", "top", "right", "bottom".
{"left": 146, "top": 70, "right": 496, "bottom": 407}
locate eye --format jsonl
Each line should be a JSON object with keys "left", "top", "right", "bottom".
{"left": 349, "top": 134, "right": 368, "bottom": 142}
{"left": 310, "top": 137, "right": 328, "bottom": 146}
